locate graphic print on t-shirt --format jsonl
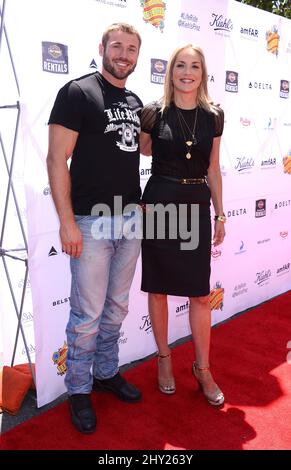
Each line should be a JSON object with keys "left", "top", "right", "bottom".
{"left": 104, "top": 101, "right": 140, "bottom": 152}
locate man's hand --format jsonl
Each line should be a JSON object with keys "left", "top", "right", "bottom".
{"left": 60, "top": 221, "right": 83, "bottom": 258}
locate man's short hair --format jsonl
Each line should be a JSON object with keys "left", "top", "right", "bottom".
{"left": 102, "top": 23, "right": 142, "bottom": 49}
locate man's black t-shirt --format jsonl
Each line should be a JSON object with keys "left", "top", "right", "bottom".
{"left": 49, "top": 72, "right": 142, "bottom": 215}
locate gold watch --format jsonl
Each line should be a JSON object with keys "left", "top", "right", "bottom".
{"left": 214, "top": 214, "right": 226, "bottom": 223}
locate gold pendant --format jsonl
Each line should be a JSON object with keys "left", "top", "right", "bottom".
{"left": 186, "top": 141, "right": 192, "bottom": 146}
{"left": 186, "top": 152, "right": 192, "bottom": 159}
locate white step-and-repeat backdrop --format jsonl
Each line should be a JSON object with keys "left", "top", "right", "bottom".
{"left": 1, "top": 0, "right": 290, "bottom": 406}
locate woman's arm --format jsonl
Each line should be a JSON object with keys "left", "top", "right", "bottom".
{"left": 207, "top": 136, "right": 225, "bottom": 246}
{"left": 140, "top": 131, "right": 152, "bottom": 156}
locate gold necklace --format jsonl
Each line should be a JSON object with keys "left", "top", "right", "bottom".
{"left": 176, "top": 106, "right": 198, "bottom": 159}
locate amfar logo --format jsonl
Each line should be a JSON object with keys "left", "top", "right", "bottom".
{"left": 209, "top": 13, "right": 233, "bottom": 33}
{"left": 151, "top": 58, "right": 167, "bottom": 84}
{"left": 234, "top": 157, "right": 255, "bottom": 173}
{"left": 255, "top": 270, "right": 271, "bottom": 286}
{"left": 176, "top": 300, "right": 189, "bottom": 317}
{"left": 249, "top": 81, "right": 272, "bottom": 90}
{"left": 261, "top": 157, "right": 276, "bottom": 169}
{"left": 139, "top": 314, "right": 152, "bottom": 334}
{"left": 225, "top": 71, "right": 238, "bottom": 93}
{"left": 276, "top": 263, "right": 290, "bottom": 276}
{"left": 280, "top": 80, "right": 289, "bottom": 99}
{"left": 255, "top": 199, "right": 266, "bottom": 218}
{"left": 240, "top": 26, "right": 258, "bottom": 38}
{"left": 42, "top": 42, "right": 69, "bottom": 74}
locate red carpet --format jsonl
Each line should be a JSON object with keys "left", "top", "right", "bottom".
{"left": 1, "top": 291, "right": 291, "bottom": 450}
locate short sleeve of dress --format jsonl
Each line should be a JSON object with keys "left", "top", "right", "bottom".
{"left": 213, "top": 106, "right": 224, "bottom": 137}
{"left": 141, "top": 101, "right": 160, "bottom": 134}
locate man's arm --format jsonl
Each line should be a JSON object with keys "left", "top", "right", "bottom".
{"left": 47, "top": 124, "right": 83, "bottom": 258}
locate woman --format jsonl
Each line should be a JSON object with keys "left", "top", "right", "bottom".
{"left": 140, "top": 44, "right": 225, "bottom": 406}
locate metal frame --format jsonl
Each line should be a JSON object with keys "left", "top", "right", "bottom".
{"left": 0, "top": 0, "right": 36, "bottom": 385}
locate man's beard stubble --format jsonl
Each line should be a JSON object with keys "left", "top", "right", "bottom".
{"left": 102, "top": 54, "right": 136, "bottom": 80}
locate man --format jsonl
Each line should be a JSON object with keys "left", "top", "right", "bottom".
{"left": 47, "top": 23, "right": 143, "bottom": 434}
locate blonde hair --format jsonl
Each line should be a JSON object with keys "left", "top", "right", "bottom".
{"left": 161, "top": 44, "right": 217, "bottom": 114}
{"left": 102, "top": 23, "right": 142, "bottom": 50}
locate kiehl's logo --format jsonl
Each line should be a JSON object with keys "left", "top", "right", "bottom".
{"left": 235, "top": 157, "right": 255, "bottom": 172}
{"left": 151, "top": 58, "right": 167, "bottom": 84}
{"left": 255, "top": 269, "right": 271, "bottom": 286}
{"left": 42, "top": 42, "right": 68, "bottom": 74}
{"left": 225, "top": 71, "right": 238, "bottom": 93}
{"left": 209, "top": 13, "right": 233, "bottom": 32}
{"left": 139, "top": 314, "right": 152, "bottom": 333}
{"left": 280, "top": 80, "right": 289, "bottom": 99}
{"left": 266, "top": 25, "right": 280, "bottom": 57}
{"left": 140, "top": 0, "right": 166, "bottom": 32}
{"left": 255, "top": 199, "right": 266, "bottom": 218}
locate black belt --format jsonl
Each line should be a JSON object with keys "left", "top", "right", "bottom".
{"left": 158, "top": 175, "right": 206, "bottom": 185}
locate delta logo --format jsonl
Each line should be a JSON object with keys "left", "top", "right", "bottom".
{"left": 52, "top": 341, "right": 68, "bottom": 376}
{"left": 266, "top": 25, "right": 280, "bottom": 57}
{"left": 283, "top": 151, "right": 291, "bottom": 174}
{"left": 140, "top": 0, "right": 166, "bottom": 32}
{"left": 210, "top": 282, "right": 224, "bottom": 310}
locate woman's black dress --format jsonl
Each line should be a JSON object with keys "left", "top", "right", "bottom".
{"left": 141, "top": 102, "right": 224, "bottom": 297}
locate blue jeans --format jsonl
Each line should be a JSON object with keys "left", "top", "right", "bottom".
{"left": 65, "top": 212, "right": 141, "bottom": 395}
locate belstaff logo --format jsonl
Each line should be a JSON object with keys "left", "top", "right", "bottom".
{"left": 255, "top": 199, "right": 266, "bottom": 218}
{"left": 210, "top": 282, "right": 224, "bottom": 310}
{"left": 151, "top": 58, "right": 167, "bottom": 84}
{"left": 225, "top": 71, "right": 238, "bottom": 93}
{"left": 283, "top": 151, "right": 291, "bottom": 174}
{"left": 140, "top": 0, "right": 166, "bottom": 32}
{"left": 280, "top": 80, "right": 289, "bottom": 99}
{"left": 42, "top": 42, "right": 69, "bottom": 74}
{"left": 52, "top": 341, "right": 68, "bottom": 376}
{"left": 266, "top": 25, "right": 280, "bottom": 56}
